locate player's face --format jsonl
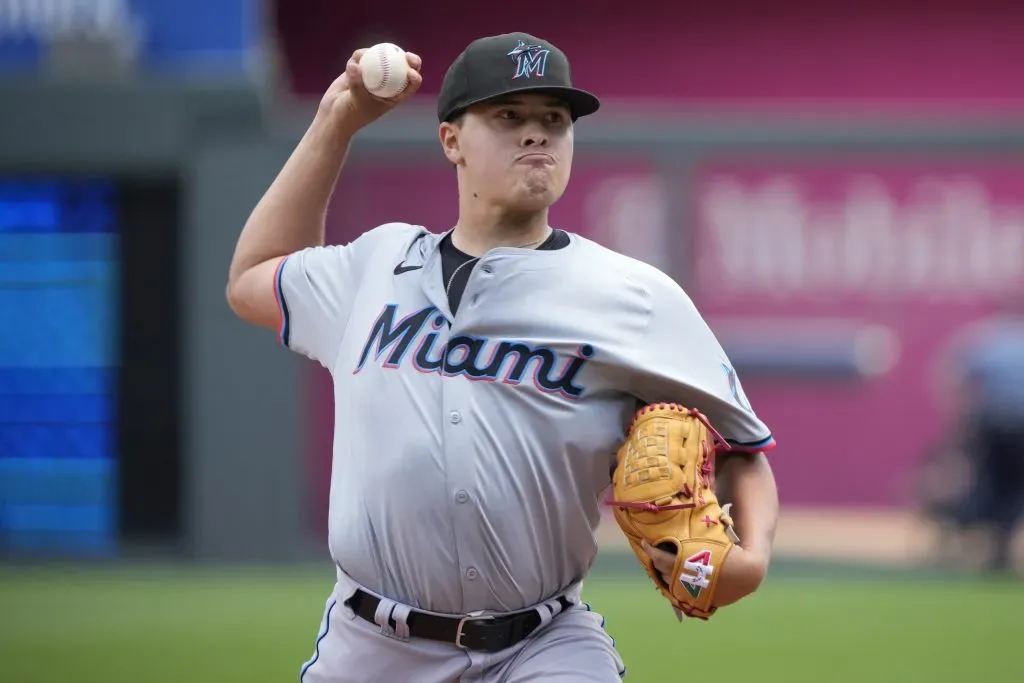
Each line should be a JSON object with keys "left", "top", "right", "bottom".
{"left": 442, "top": 94, "right": 574, "bottom": 211}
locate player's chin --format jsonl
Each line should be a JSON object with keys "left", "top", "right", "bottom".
{"left": 510, "top": 178, "right": 567, "bottom": 208}
{"left": 507, "top": 190, "right": 561, "bottom": 213}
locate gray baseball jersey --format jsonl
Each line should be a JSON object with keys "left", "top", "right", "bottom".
{"left": 274, "top": 222, "right": 774, "bottom": 616}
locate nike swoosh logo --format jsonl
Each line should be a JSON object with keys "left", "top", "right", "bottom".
{"left": 394, "top": 262, "right": 422, "bottom": 275}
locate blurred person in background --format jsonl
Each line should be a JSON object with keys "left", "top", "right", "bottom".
{"left": 932, "top": 293, "right": 1024, "bottom": 574}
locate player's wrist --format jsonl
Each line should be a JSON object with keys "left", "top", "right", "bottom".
{"left": 716, "top": 546, "right": 769, "bottom": 607}
{"left": 738, "top": 544, "right": 770, "bottom": 575}
{"left": 312, "top": 103, "right": 363, "bottom": 143}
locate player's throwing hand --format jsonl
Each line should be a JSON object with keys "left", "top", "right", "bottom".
{"left": 319, "top": 46, "right": 423, "bottom": 135}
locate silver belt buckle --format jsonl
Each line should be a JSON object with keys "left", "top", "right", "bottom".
{"left": 454, "top": 611, "right": 495, "bottom": 649}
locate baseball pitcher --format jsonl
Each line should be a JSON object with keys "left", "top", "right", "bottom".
{"left": 226, "top": 32, "right": 780, "bottom": 683}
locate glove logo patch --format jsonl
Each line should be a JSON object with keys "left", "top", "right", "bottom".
{"left": 679, "top": 549, "right": 714, "bottom": 598}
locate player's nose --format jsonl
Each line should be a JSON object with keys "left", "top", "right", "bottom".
{"left": 520, "top": 124, "right": 549, "bottom": 148}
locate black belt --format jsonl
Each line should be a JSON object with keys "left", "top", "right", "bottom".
{"left": 346, "top": 589, "right": 573, "bottom": 654}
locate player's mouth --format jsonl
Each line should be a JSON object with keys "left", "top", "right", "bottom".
{"left": 515, "top": 153, "right": 555, "bottom": 166}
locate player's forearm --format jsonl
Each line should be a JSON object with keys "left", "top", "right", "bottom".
{"left": 228, "top": 109, "right": 356, "bottom": 282}
{"left": 717, "top": 451, "right": 779, "bottom": 560}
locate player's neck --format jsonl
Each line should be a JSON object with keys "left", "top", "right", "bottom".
{"left": 450, "top": 207, "right": 551, "bottom": 256}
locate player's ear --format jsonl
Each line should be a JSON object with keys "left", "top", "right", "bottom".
{"left": 439, "top": 119, "right": 464, "bottom": 166}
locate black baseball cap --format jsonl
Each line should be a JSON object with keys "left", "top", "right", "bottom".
{"left": 437, "top": 32, "right": 601, "bottom": 123}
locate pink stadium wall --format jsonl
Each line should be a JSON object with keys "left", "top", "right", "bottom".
{"left": 275, "top": 0, "right": 1024, "bottom": 109}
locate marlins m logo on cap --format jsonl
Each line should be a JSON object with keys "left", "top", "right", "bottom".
{"left": 507, "top": 39, "right": 549, "bottom": 79}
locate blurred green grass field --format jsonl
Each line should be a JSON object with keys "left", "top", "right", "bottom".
{"left": 1, "top": 561, "right": 1021, "bottom": 683}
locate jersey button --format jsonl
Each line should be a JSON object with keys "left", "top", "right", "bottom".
{"left": 481, "top": 265, "right": 493, "bottom": 274}
{"left": 466, "top": 567, "right": 478, "bottom": 580}
{"left": 454, "top": 490, "right": 469, "bottom": 503}
{"left": 449, "top": 411, "right": 462, "bottom": 424}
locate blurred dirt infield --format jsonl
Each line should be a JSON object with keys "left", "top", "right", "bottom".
{"left": 597, "top": 506, "right": 1024, "bottom": 568}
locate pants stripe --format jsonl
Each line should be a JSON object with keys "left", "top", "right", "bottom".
{"left": 583, "top": 602, "right": 627, "bottom": 678}
{"left": 299, "top": 599, "right": 337, "bottom": 682}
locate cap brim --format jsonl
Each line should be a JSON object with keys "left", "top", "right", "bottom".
{"left": 448, "top": 85, "right": 601, "bottom": 122}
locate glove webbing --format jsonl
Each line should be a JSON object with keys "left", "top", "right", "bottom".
{"left": 604, "top": 402, "right": 733, "bottom": 513}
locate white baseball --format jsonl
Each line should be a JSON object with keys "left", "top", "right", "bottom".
{"left": 359, "top": 43, "right": 410, "bottom": 99}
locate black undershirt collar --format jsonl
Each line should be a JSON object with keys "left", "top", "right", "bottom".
{"left": 440, "top": 229, "right": 569, "bottom": 315}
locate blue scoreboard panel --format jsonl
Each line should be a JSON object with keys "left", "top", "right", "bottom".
{"left": 0, "top": 178, "right": 119, "bottom": 556}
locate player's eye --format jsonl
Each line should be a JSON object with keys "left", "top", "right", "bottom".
{"left": 497, "top": 109, "right": 519, "bottom": 120}
{"left": 545, "top": 111, "right": 567, "bottom": 125}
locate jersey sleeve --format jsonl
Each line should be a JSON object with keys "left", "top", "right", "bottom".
{"left": 626, "top": 270, "right": 776, "bottom": 452}
{"left": 273, "top": 243, "right": 357, "bottom": 369}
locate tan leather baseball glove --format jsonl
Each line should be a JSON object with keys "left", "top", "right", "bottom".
{"left": 606, "top": 402, "right": 741, "bottom": 620}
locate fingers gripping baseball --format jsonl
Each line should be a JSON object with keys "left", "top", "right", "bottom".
{"left": 321, "top": 45, "right": 423, "bottom": 132}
